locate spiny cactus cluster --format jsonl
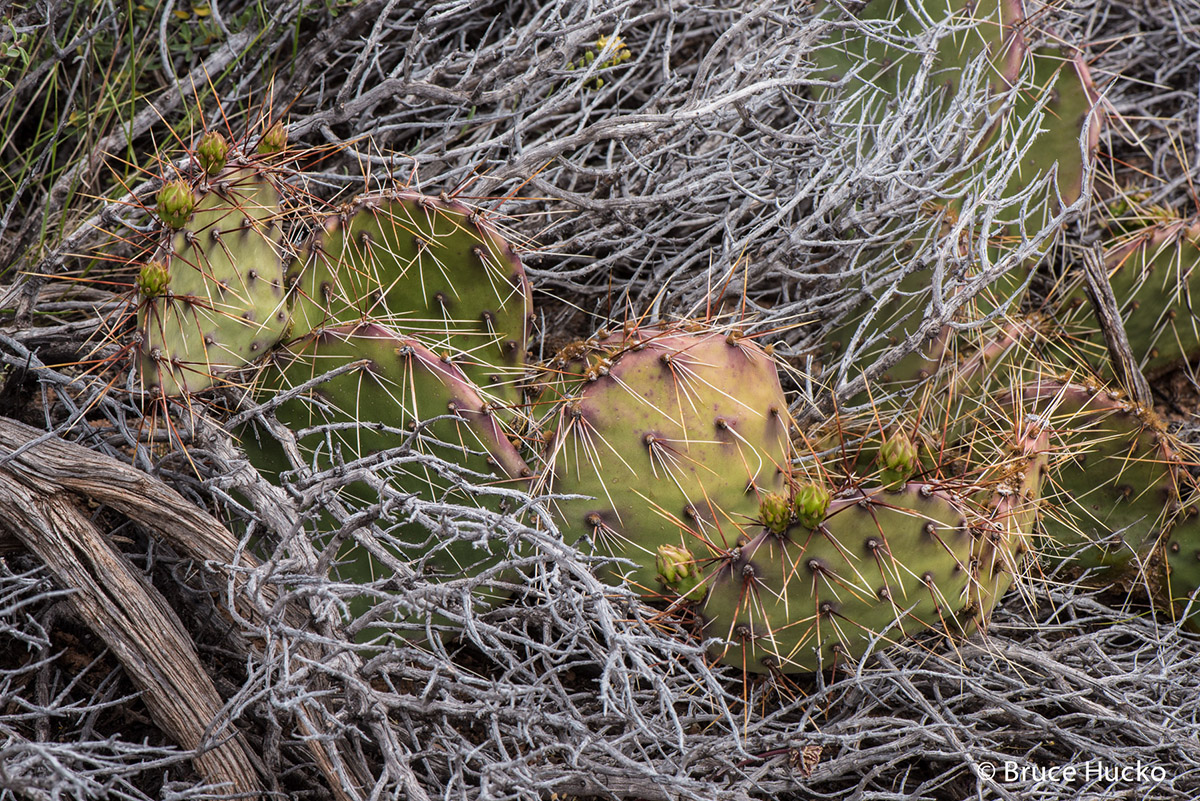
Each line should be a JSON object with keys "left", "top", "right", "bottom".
{"left": 114, "top": 0, "right": 1200, "bottom": 675}
{"left": 806, "top": 0, "right": 1200, "bottom": 647}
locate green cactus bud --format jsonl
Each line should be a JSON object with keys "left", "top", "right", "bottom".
{"left": 655, "top": 544, "right": 705, "bottom": 602}
{"left": 135, "top": 261, "right": 170, "bottom": 299}
{"left": 759, "top": 492, "right": 792, "bottom": 535}
{"left": 792, "top": 481, "right": 831, "bottom": 530}
{"left": 155, "top": 180, "right": 196, "bottom": 229}
{"left": 880, "top": 431, "right": 919, "bottom": 490}
{"left": 195, "top": 131, "right": 229, "bottom": 175}
{"left": 256, "top": 121, "right": 287, "bottom": 156}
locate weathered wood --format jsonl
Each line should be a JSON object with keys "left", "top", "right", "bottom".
{"left": 1081, "top": 243, "right": 1155, "bottom": 408}
{"left": 0, "top": 418, "right": 252, "bottom": 566}
{"left": 0, "top": 416, "right": 361, "bottom": 801}
{"left": 0, "top": 466, "right": 264, "bottom": 798}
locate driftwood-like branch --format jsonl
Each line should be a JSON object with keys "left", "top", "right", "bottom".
{"left": 0, "top": 416, "right": 359, "bottom": 801}
{"left": 0, "top": 446, "right": 263, "bottom": 797}
{"left": 1081, "top": 243, "right": 1155, "bottom": 408}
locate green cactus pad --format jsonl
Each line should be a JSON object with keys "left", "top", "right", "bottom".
{"left": 1156, "top": 501, "right": 1200, "bottom": 631}
{"left": 1007, "top": 45, "right": 1101, "bottom": 208}
{"left": 538, "top": 323, "right": 791, "bottom": 591}
{"left": 822, "top": 263, "right": 954, "bottom": 406}
{"left": 814, "top": 0, "right": 1025, "bottom": 135}
{"left": 698, "top": 412, "right": 1048, "bottom": 674}
{"left": 287, "top": 192, "right": 532, "bottom": 410}
{"left": 250, "top": 322, "right": 532, "bottom": 637}
{"left": 1021, "top": 380, "right": 1184, "bottom": 577}
{"left": 699, "top": 483, "right": 999, "bottom": 674}
{"left": 138, "top": 167, "right": 290, "bottom": 396}
{"left": 1059, "top": 216, "right": 1200, "bottom": 380}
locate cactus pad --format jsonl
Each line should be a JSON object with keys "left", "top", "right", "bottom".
{"left": 287, "top": 192, "right": 532, "bottom": 410}
{"left": 538, "top": 323, "right": 792, "bottom": 591}
{"left": 699, "top": 484, "right": 998, "bottom": 673}
{"left": 251, "top": 322, "right": 532, "bottom": 635}
{"left": 1021, "top": 380, "right": 1183, "bottom": 577}
{"left": 697, "top": 414, "right": 1048, "bottom": 674}
{"left": 1060, "top": 216, "right": 1200, "bottom": 380}
{"left": 814, "top": 0, "right": 1025, "bottom": 133}
{"left": 138, "top": 167, "right": 290, "bottom": 396}
{"left": 1155, "top": 500, "right": 1200, "bottom": 631}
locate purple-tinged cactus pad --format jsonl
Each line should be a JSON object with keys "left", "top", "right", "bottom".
{"left": 538, "top": 323, "right": 792, "bottom": 592}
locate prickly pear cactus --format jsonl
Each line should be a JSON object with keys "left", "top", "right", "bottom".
{"left": 1021, "top": 379, "right": 1185, "bottom": 577}
{"left": 698, "top": 421, "right": 1047, "bottom": 674}
{"left": 537, "top": 323, "right": 792, "bottom": 592}
{"left": 248, "top": 322, "right": 532, "bottom": 637}
{"left": 1008, "top": 43, "right": 1101, "bottom": 209}
{"left": 287, "top": 192, "right": 533, "bottom": 410}
{"left": 137, "top": 165, "right": 290, "bottom": 396}
{"left": 1059, "top": 215, "right": 1200, "bottom": 380}
{"left": 1154, "top": 498, "right": 1200, "bottom": 631}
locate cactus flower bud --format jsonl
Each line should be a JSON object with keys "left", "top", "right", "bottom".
{"left": 196, "top": 131, "right": 230, "bottom": 175}
{"left": 759, "top": 491, "right": 792, "bottom": 535}
{"left": 656, "top": 544, "right": 705, "bottom": 602}
{"left": 156, "top": 180, "right": 196, "bottom": 229}
{"left": 256, "top": 121, "right": 287, "bottom": 156}
{"left": 792, "top": 481, "right": 831, "bottom": 530}
{"left": 136, "top": 261, "right": 170, "bottom": 299}
{"left": 880, "top": 431, "right": 920, "bottom": 490}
